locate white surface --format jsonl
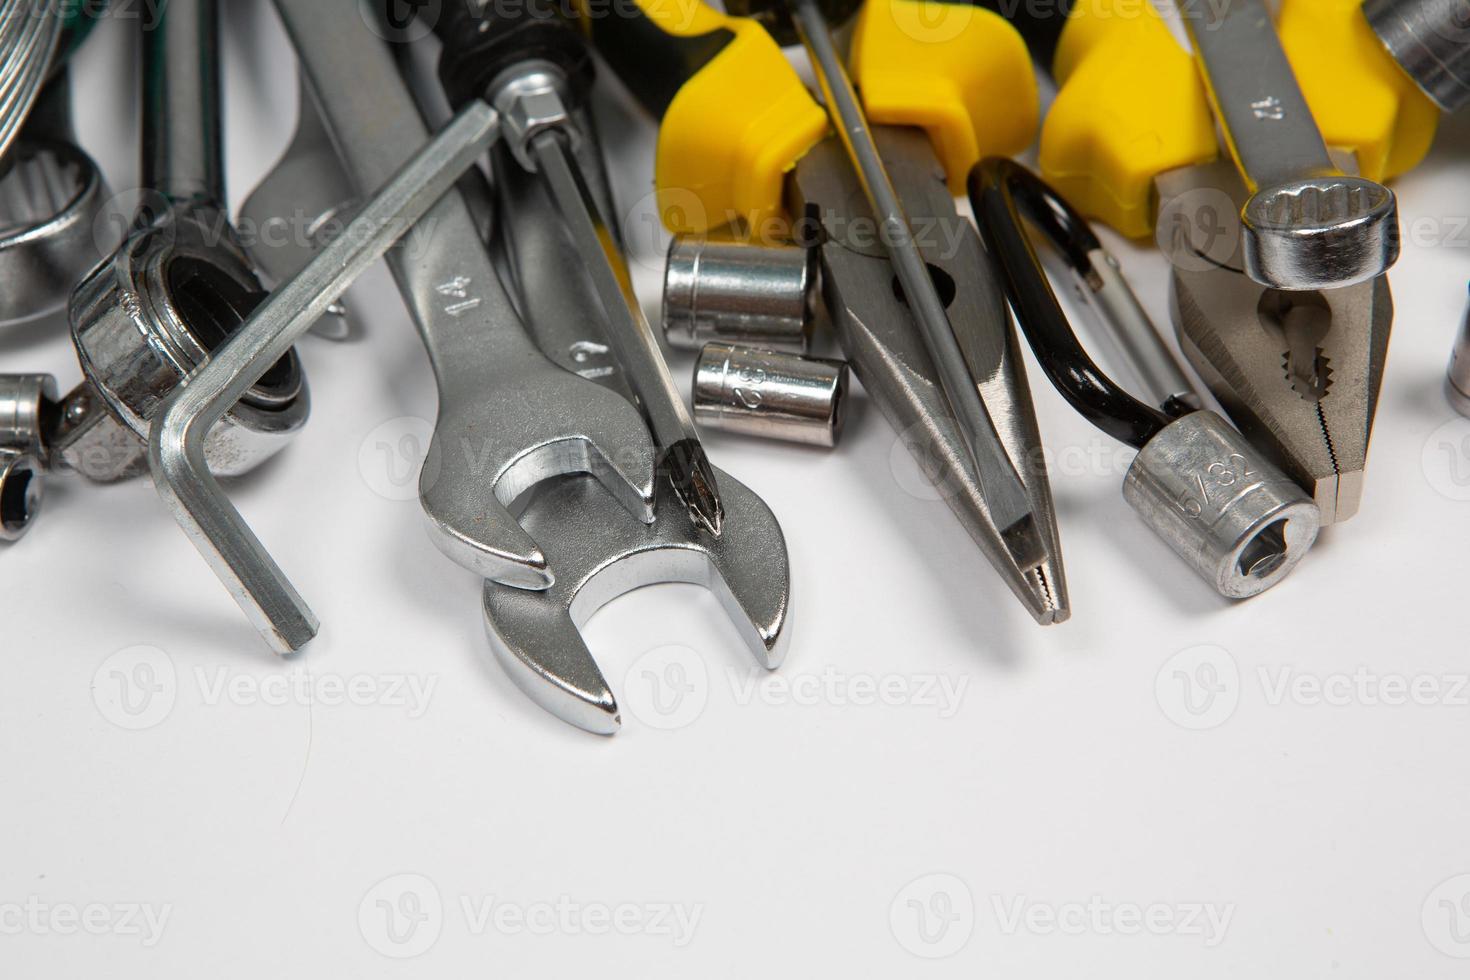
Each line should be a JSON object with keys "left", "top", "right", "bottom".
{"left": 3, "top": 6, "right": 1470, "bottom": 977}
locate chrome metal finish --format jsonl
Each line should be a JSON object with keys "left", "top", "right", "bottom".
{"left": 0, "top": 140, "right": 112, "bottom": 328}
{"left": 276, "top": 0, "right": 657, "bottom": 589}
{"left": 1123, "top": 412, "right": 1321, "bottom": 598}
{"left": 0, "top": 449, "right": 42, "bottom": 542}
{"left": 1363, "top": 0, "right": 1470, "bottom": 111}
{"left": 694, "top": 343, "right": 848, "bottom": 447}
{"left": 149, "top": 102, "right": 506, "bottom": 654}
{"left": 791, "top": 131, "right": 1069, "bottom": 624}
{"left": 240, "top": 76, "right": 357, "bottom": 340}
{"left": 789, "top": 0, "right": 1043, "bottom": 569}
{"left": 663, "top": 237, "right": 816, "bottom": 354}
{"left": 0, "top": 373, "right": 55, "bottom": 462}
{"left": 1181, "top": 0, "right": 1400, "bottom": 289}
{"left": 1069, "top": 248, "right": 1201, "bottom": 414}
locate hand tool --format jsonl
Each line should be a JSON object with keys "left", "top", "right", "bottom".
{"left": 1363, "top": 0, "right": 1470, "bottom": 110}
{"left": 0, "top": 373, "right": 54, "bottom": 543}
{"left": 778, "top": 0, "right": 1044, "bottom": 569}
{"left": 490, "top": 133, "right": 791, "bottom": 736}
{"left": 438, "top": 8, "right": 726, "bottom": 538}
{"left": 694, "top": 343, "right": 849, "bottom": 447}
{"left": 973, "top": 158, "right": 1320, "bottom": 598}
{"left": 993, "top": 0, "right": 1433, "bottom": 525}
{"left": 0, "top": 0, "right": 63, "bottom": 164}
{"left": 239, "top": 77, "right": 357, "bottom": 341}
{"left": 591, "top": 0, "right": 1070, "bottom": 623}
{"left": 663, "top": 237, "right": 816, "bottom": 355}
{"left": 1179, "top": 0, "right": 1399, "bottom": 291}
{"left": 0, "top": 71, "right": 111, "bottom": 329}
{"left": 273, "top": 0, "right": 656, "bottom": 591}
{"left": 149, "top": 101, "right": 505, "bottom": 653}
{"left": 55, "top": 0, "right": 310, "bottom": 485}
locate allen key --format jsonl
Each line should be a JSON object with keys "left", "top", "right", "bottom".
{"left": 147, "top": 102, "right": 502, "bottom": 654}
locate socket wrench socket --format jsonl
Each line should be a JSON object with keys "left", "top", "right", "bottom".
{"left": 693, "top": 343, "right": 848, "bottom": 448}
{"left": 1123, "top": 411, "right": 1320, "bottom": 598}
{"left": 664, "top": 237, "right": 816, "bottom": 354}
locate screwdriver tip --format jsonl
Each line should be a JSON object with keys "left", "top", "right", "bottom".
{"left": 665, "top": 439, "right": 725, "bottom": 537}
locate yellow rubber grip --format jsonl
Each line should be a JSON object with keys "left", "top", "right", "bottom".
{"left": 1040, "top": 0, "right": 1216, "bottom": 239}
{"left": 848, "top": 0, "right": 1039, "bottom": 192}
{"left": 1278, "top": 0, "right": 1438, "bottom": 182}
{"left": 594, "top": 0, "right": 827, "bottom": 239}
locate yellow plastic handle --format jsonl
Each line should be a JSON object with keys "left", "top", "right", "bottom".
{"left": 1039, "top": 0, "right": 1439, "bottom": 239}
{"left": 1040, "top": 0, "right": 1216, "bottom": 239}
{"left": 588, "top": 0, "right": 827, "bottom": 238}
{"left": 848, "top": 0, "right": 1040, "bottom": 192}
{"left": 1278, "top": 0, "right": 1437, "bottom": 181}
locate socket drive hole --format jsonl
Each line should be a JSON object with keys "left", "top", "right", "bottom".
{"left": 1, "top": 461, "right": 37, "bottom": 537}
{"left": 167, "top": 256, "right": 301, "bottom": 408}
{"left": 1238, "top": 519, "right": 1289, "bottom": 580}
{"left": 891, "top": 264, "right": 958, "bottom": 310}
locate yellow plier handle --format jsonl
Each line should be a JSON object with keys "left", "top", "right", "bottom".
{"left": 587, "top": 0, "right": 827, "bottom": 237}
{"left": 985, "top": 0, "right": 1439, "bottom": 239}
{"left": 589, "top": 0, "right": 1040, "bottom": 233}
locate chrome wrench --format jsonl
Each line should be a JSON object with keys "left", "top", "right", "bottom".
{"left": 272, "top": 0, "right": 656, "bottom": 589}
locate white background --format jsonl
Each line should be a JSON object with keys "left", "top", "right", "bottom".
{"left": 2, "top": 1, "right": 1469, "bottom": 976}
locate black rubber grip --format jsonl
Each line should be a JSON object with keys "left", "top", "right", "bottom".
{"left": 972, "top": 0, "right": 1073, "bottom": 73}
{"left": 586, "top": 2, "right": 734, "bottom": 118}
{"left": 437, "top": 1, "right": 594, "bottom": 109}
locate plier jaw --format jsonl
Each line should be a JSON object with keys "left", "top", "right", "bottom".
{"left": 792, "top": 130, "right": 1069, "bottom": 624}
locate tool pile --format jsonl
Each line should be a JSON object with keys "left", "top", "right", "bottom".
{"left": 0, "top": 0, "right": 1462, "bottom": 733}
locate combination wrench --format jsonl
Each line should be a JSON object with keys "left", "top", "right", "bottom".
{"left": 272, "top": 0, "right": 657, "bottom": 591}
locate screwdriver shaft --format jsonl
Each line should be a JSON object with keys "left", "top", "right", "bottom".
{"left": 530, "top": 129, "right": 725, "bottom": 537}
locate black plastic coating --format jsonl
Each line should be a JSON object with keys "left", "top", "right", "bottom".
{"left": 969, "top": 157, "right": 1171, "bottom": 450}
{"left": 973, "top": 0, "right": 1074, "bottom": 72}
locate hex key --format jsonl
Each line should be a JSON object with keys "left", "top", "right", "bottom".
{"left": 148, "top": 102, "right": 502, "bottom": 654}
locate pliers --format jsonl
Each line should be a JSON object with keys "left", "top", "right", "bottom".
{"left": 988, "top": 0, "right": 1438, "bottom": 525}
{"left": 589, "top": 0, "right": 1070, "bottom": 624}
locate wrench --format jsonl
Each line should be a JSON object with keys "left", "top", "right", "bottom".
{"left": 239, "top": 76, "right": 357, "bottom": 341}
{"left": 1180, "top": 0, "right": 1399, "bottom": 290}
{"left": 58, "top": 0, "right": 309, "bottom": 484}
{"left": 489, "top": 145, "right": 791, "bottom": 735}
{"left": 273, "top": 0, "right": 656, "bottom": 589}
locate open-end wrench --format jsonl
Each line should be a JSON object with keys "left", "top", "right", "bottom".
{"left": 150, "top": 102, "right": 505, "bottom": 653}
{"left": 489, "top": 142, "right": 791, "bottom": 735}
{"left": 239, "top": 77, "right": 356, "bottom": 341}
{"left": 1179, "top": 0, "right": 1399, "bottom": 290}
{"left": 273, "top": 0, "right": 656, "bottom": 589}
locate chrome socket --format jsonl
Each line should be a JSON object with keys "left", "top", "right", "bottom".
{"left": 0, "top": 449, "right": 42, "bottom": 542}
{"left": 663, "top": 237, "right": 816, "bottom": 354}
{"left": 693, "top": 343, "right": 849, "bottom": 448}
{"left": 1122, "top": 411, "right": 1321, "bottom": 598}
{"left": 1363, "top": 0, "right": 1470, "bottom": 111}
